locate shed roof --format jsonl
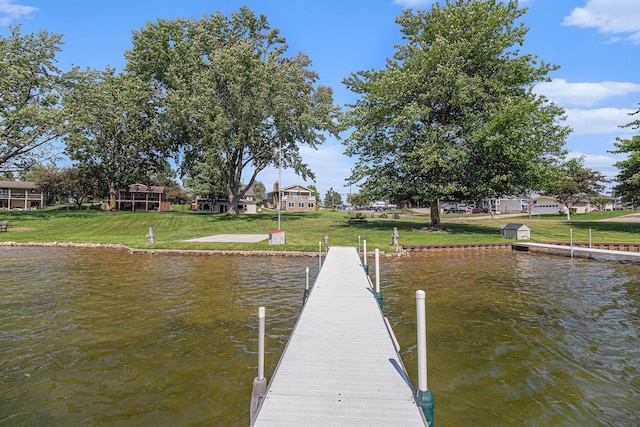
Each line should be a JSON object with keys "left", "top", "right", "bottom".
{"left": 504, "top": 223, "right": 530, "bottom": 230}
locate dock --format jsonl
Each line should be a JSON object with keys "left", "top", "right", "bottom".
{"left": 252, "top": 246, "right": 427, "bottom": 426}
{"left": 512, "top": 242, "right": 640, "bottom": 262}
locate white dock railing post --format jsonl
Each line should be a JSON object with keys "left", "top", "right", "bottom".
{"left": 415, "top": 290, "right": 434, "bottom": 426}
{"left": 318, "top": 241, "right": 322, "bottom": 270}
{"left": 570, "top": 229, "right": 574, "bottom": 258}
{"left": 358, "top": 235, "right": 361, "bottom": 254}
{"left": 250, "top": 307, "right": 267, "bottom": 422}
{"left": 589, "top": 228, "right": 592, "bottom": 248}
{"left": 303, "top": 267, "right": 310, "bottom": 305}
{"left": 375, "top": 248, "right": 383, "bottom": 310}
{"left": 363, "top": 240, "right": 368, "bottom": 274}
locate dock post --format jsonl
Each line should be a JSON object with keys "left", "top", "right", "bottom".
{"left": 415, "top": 290, "right": 434, "bottom": 426}
{"left": 375, "top": 248, "right": 383, "bottom": 311}
{"left": 358, "top": 235, "right": 361, "bottom": 254}
{"left": 570, "top": 229, "right": 574, "bottom": 258}
{"left": 589, "top": 229, "right": 592, "bottom": 248}
{"left": 303, "top": 267, "right": 310, "bottom": 305}
{"left": 319, "top": 241, "right": 322, "bottom": 270}
{"left": 250, "top": 307, "right": 267, "bottom": 422}
{"left": 363, "top": 240, "right": 368, "bottom": 274}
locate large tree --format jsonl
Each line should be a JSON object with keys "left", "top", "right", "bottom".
{"left": 62, "top": 67, "right": 168, "bottom": 209}
{"left": 125, "top": 7, "right": 341, "bottom": 214}
{"left": 342, "top": 0, "right": 568, "bottom": 227}
{"left": 611, "top": 104, "right": 640, "bottom": 206}
{"left": 544, "top": 157, "right": 607, "bottom": 220}
{"left": 0, "top": 26, "right": 65, "bottom": 173}
{"left": 323, "top": 189, "right": 342, "bottom": 208}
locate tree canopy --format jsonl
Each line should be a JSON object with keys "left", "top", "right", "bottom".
{"left": 62, "top": 67, "right": 169, "bottom": 209}
{"left": 611, "top": 104, "right": 640, "bottom": 206}
{"left": 323, "top": 189, "right": 342, "bottom": 207}
{"left": 544, "top": 157, "right": 607, "bottom": 220}
{"left": 36, "top": 166, "right": 105, "bottom": 209}
{"left": 125, "top": 6, "right": 341, "bottom": 213}
{"left": 342, "top": 0, "right": 569, "bottom": 226}
{"left": 0, "top": 26, "right": 65, "bottom": 173}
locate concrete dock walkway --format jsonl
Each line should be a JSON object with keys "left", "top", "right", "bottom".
{"left": 512, "top": 241, "right": 640, "bottom": 261}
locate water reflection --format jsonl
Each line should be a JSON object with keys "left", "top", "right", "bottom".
{"left": 1, "top": 247, "right": 638, "bottom": 426}
{"left": 381, "top": 251, "right": 639, "bottom": 426}
{"left": 1, "top": 247, "right": 315, "bottom": 426}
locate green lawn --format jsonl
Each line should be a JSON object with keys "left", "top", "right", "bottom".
{"left": 0, "top": 207, "right": 638, "bottom": 252}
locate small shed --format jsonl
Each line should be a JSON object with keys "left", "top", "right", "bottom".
{"left": 269, "top": 229, "right": 286, "bottom": 245}
{"left": 500, "top": 223, "right": 530, "bottom": 240}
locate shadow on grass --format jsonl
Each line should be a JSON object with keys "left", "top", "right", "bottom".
{"left": 338, "top": 218, "right": 503, "bottom": 238}
{"left": 556, "top": 221, "right": 640, "bottom": 236}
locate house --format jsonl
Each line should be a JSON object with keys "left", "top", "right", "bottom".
{"left": 500, "top": 223, "right": 531, "bottom": 240}
{"left": 0, "top": 180, "right": 44, "bottom": 210}
{"left": 194, "top": 186, "right": 257, "bottom": 214}
{"left": 530, "top": 195, "right": 615, "bottom": 215}
{"left": 266, "top": 183, "right": 316, "bottom": 212}
{"left": 116, "top": 184, "right": 171, "bottom": 211}
{"left": 530, "top": 196, "right": 561, "bottom": 215}
{"left": 488, "top": 197, "right": 525, "bottom": 213}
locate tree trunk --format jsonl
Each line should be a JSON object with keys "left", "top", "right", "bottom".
{"left": 430, "top": 198, "right": 441, "bottom": 228}
{"left": 108, "top": 182, "right": 117, "bottom": 211}
{"left": 227, "top": 191, "right": 239, "bottom": 214}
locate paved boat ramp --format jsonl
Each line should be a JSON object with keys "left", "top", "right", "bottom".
{"left": 251, "top": 246, "right": 428, "bottom": 426}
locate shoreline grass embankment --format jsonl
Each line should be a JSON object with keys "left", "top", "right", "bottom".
{"left": 0, "top": 207, "right": 638, "bottom": 254}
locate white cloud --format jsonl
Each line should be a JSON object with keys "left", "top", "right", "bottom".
{"left": 567, "top": 151, "right": 620, "bottom": 180}
{"left": 568, "top": 151, "right": 615, "bottom": 167}
{"left": 536, "top": 79, "right": 640, "bottom": 108}
{"left": 258, "top": 141, "right": 355, "bottom": 198}
{"left": 393, "top": 0, "right": 431, "bottom": 8}
{"left": 563, "top": 0, "right": 640, "bottom": 44}
{"left": 565, "top": 107, "right": 637, "bottom": 135}
{"left": 0, "top": 0, "right": 37, "bottom": 25}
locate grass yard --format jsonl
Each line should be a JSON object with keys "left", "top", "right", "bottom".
{"left": 0, "top": 207, "right": 638, "bottom": 252}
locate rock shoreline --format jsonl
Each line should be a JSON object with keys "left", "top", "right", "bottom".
{"left": 0, "top": 241, "right": 319, "bottom": 257}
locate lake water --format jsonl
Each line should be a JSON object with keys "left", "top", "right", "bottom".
{"left": 0, "top": 247, "right": 638, "bottom": 426}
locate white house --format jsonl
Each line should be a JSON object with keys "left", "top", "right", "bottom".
{"left": 530, "top": 196, "right": 561, "bottom": 215}
{"left": 194, "top": 186, "right": 257, "bottom": 214}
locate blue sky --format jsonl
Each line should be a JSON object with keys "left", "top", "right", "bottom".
{"left": 2, "top": 0, "right": 639, "bottom": 199}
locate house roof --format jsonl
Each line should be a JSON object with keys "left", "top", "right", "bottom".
{"left": 278, "top": 184, "right": 313, "bottom": 193}
{"left": 243, "top": 184, "right": 254, "bottom": 197}
{"left": 128, "top": 184, "right": 165, "bottom": 193}
{"left": 0, "top": 180, "right": 37, "bottom": 189}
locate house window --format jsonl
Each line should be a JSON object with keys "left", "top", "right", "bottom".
{"left": 298, "top": 202, "right": 304, "bottom": 208}
{"left": 288, "top": 202, "right": 295, "bottom": 208}
{"left": 308, "top": 203, "right": 314, "bottom": 208}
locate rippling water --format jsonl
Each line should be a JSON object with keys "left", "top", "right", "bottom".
{"left": 1, "top": 247, "right": 638, "bottom": 426}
